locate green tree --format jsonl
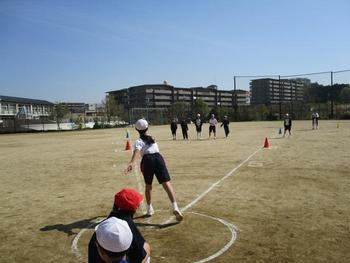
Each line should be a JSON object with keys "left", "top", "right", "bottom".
{"left": 193, "top": 99, "right": 209, "bottom": 119}
{"left": 339, "top": 86, "right": 350, "bottom": 103}
{"left": 103, "top": 95, "right": 127, "bottom": 123}
{"left": 51, "top": 103, "right": 69, "bottom": 130}
{"left": 75, "top": 115, "right": 84, "bottom": 129}
{"left": 169, "top": 101, "right": 189, "bottom": 119}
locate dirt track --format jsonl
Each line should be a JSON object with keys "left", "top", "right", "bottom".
{"left": 0, "top": 120, "right": 349, "bottom": 263}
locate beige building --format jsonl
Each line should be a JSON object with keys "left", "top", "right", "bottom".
{"left": 108, "top": 84, "right": 250, "bottom": 113}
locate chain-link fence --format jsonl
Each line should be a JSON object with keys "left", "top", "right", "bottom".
{"left": 233, "top": 69, "right": 350, "bottom": 121}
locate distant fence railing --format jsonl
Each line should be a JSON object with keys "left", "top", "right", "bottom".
{"left": 233, "top": 69, "right": 350, "bottom": 120}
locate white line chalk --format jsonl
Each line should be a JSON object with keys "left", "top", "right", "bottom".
{"left": 163, "top": 147, "right": 262, "bottom": 224}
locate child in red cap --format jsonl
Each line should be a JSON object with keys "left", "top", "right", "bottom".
{"left": 89, "top": 188, "right": 151, "bottom": 263}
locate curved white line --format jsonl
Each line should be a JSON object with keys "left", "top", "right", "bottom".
{"left": 73, "top": 145, "right": 262, "bottom": 262}
{"left": 71, "top": 212, "right": 237, "bottom": 263}
{"left": 190, "top": 212, "right": 237, "bottom": 263}
{"left": 71, "top": 218, "right": 104, "bottom": 262}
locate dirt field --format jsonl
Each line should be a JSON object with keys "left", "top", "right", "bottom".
{"left": 1, "top": 120, "right": 349, "bottom": 263}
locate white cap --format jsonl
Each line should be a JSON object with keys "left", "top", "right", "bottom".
{"left": 197, "top": 113, "right": 200, "bottom": 117}
{"left": 135, "top": 119, "right": 148, "bottom": 131}
{"left": 95, "top": 217, "right": 133, "bottom": 253}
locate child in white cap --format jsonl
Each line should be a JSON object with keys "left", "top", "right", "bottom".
{"left": 283, "top": 113, "right": 292, "bottom": 136}
{"left": 94, "top": 217, "right": 132, "bottom": 263}
{"left": 194, "top": 113, "right": 203, "bottom": 139}
{"left": 209, "top": 114, "right": 218, "bottom": 139}
{"left": 125, "top": 119, "right": 183, "bottom": 222}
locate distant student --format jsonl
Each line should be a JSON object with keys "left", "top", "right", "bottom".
{"left": 170, "top": 118, "right": 178, "bottom": 140}
{"left": 311, "top": 112, "right": 316, "bottom": 129}
{"left": 315, "top": 112, "right": 319, "bottom": 129}
{"left": 180, "top": 119, "right": 189, "bottom": 140}
{"left": 283, "top": 113, "right": 292, "bottom": 136}
{"left": 88, "top": 188, "right": 151, "bottom": 263}
{"left": 126, "top": 119, "right": 183, "bottom": 221}
{"left": 194, "top": 113, "right": 203, "bottom": 140}
{"left": 209, "top": 114, "right": 218, "bottom": 139}
{"left": 220, "top": 115, "right": 230, "bottom": 137}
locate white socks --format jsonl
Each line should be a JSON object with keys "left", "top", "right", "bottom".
{"left": 172, "top": 202, "right": 179, "bottom": 211}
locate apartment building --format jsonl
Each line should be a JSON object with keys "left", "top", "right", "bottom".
{"left": 250, "top": 78, "right": 305, "bottom": 105}
{"left": 107, "top": 84, "right": 250, "bottom": 112}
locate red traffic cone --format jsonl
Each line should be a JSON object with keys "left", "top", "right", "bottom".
{"left": 125, "top": 140, "right": 131, "bottom": 151}
{"left": 263, "top": 137, "right": 269, "bottom": 148}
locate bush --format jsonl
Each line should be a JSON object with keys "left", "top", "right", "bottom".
{"left": 93, "top": 122, "right": 102, "bottom": 129}
{"left": 340, "top": 113, "right": 350, "bottom": 119}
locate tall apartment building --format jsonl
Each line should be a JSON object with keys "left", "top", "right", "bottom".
{"left": 250, "top": 78, "right": 306, "bottom": 105}
{"left": 107, "top": 84, "right": 250, "bottom": 112}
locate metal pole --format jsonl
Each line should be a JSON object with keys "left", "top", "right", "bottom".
{"left": 233, "top": 76, "right": 237, "bottom": 121}
{"left": 278, "top": 75, "right": 282, "bottom": 119}
{"left": 290, "top": 80, "right": 294, "bottom": 118}
{"left": 330, "top": 71, "right": 334, "bottom": 119}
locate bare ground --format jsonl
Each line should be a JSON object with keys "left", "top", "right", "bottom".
{"left": 0, "top": 120, "right": 349, "bottom": 263}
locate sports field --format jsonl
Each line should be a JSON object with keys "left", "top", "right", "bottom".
{"left": 0, "top": 120, "right": 349, "bottom": 263}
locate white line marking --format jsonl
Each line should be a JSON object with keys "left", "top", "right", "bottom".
{"left": 190, "top": 212, "right": 237, "bottom": 263}
{"left": 71, "top": 212, "right": 237, "bottom": 263}
{"left": 163, "top": 147, "right": 262, "bottom": 224}
{"left": 71, "top": 217, "right": 104, "bottom": 262}
{"left": 72, "top": 146, "right": 262, "bottom": 262}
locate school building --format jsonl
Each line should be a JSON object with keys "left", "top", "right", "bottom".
{"left": 0, "top": 95, "right": 54, "bottom": 120}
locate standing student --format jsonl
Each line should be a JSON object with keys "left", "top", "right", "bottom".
{"left": 315, "top": 112, "right": 319, "bottom": 129}
{"left": 126, "top": 119, "right": 183, "bottom": 221}
{"left": 311, "top": 112, "right": 316, "bottom": 129}
{"left": 220, "top": 116, "right": 230, "bottom": 137}
{"left": 283, "top": 113, "right": 292, "bottom": 136}
{"left": 208, "top": 114, "right": 218, "bottom": 139}
{"left": 194, "top": 113, "right": 203, "bottom": 140}
{"left": 89, "top": 188, "right": 151, "bottom": 263}
{"left": 170, "top": 118, "right": 178, "bottom": 140}
{"left": 93, "top": 217, "right": 133, "bottom": 263}
{"left": 180, "top": 119, "right": 189, "bottom": 140}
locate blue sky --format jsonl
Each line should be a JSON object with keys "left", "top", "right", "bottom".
{"left": 1, "top": 0, "right": 349, "bottom": 103}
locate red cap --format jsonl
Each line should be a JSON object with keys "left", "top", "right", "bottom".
{"left": 114, "top": 188, "right": 143, "bottom": 211}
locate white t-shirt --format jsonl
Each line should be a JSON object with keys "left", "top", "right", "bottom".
{"left": 134, "top": 138, "right": 160, "bottom": 157}
{"left": 209, "top": 118, "right": 218, "bottom": 126}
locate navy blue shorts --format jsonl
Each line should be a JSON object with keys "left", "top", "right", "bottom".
{"left": 140, "top": 153, "right": 171, "bottom": 185}
{"left": 209, "top": 126, "right": 216, "bottom": 133}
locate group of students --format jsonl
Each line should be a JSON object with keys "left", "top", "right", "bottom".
{"left": 170, "top": 113, "right": 230, "bottom": 140}
{"left": 89, "top": 119, "right": 183, "bottom": 263}
{"left": 282, "top": 111, "right": 320, "bottom": 137}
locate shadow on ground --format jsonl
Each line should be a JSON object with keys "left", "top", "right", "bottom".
{"left": 40, "top": 216, "right": 104, "bottom": 236}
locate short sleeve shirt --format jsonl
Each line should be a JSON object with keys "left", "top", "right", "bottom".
{"left": 209, "top": 118, "right": 218, "bottom": 126}
{"left": 134, "top": 138, "right": 160, "bottom": 157}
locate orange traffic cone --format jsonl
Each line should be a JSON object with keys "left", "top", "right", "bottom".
{"left": 263, "top": 137, "right": 269, "bottom": 148}
{"left": 125, "top": 140, "right": 131, "bottom": 151}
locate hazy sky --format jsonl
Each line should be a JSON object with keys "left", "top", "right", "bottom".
{"left": 1, "top": 0, "right": 349, "bottom": 103}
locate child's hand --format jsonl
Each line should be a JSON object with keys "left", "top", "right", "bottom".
{"left": 125, "top": 163, "right": 133, "bottom": 174}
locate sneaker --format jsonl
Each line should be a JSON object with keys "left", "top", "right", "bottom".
{"left": 173, "top": 209, "right": 183, "bottom": 222}
{"left": 146, "top": 206, "right": 154, "bottom": 216}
